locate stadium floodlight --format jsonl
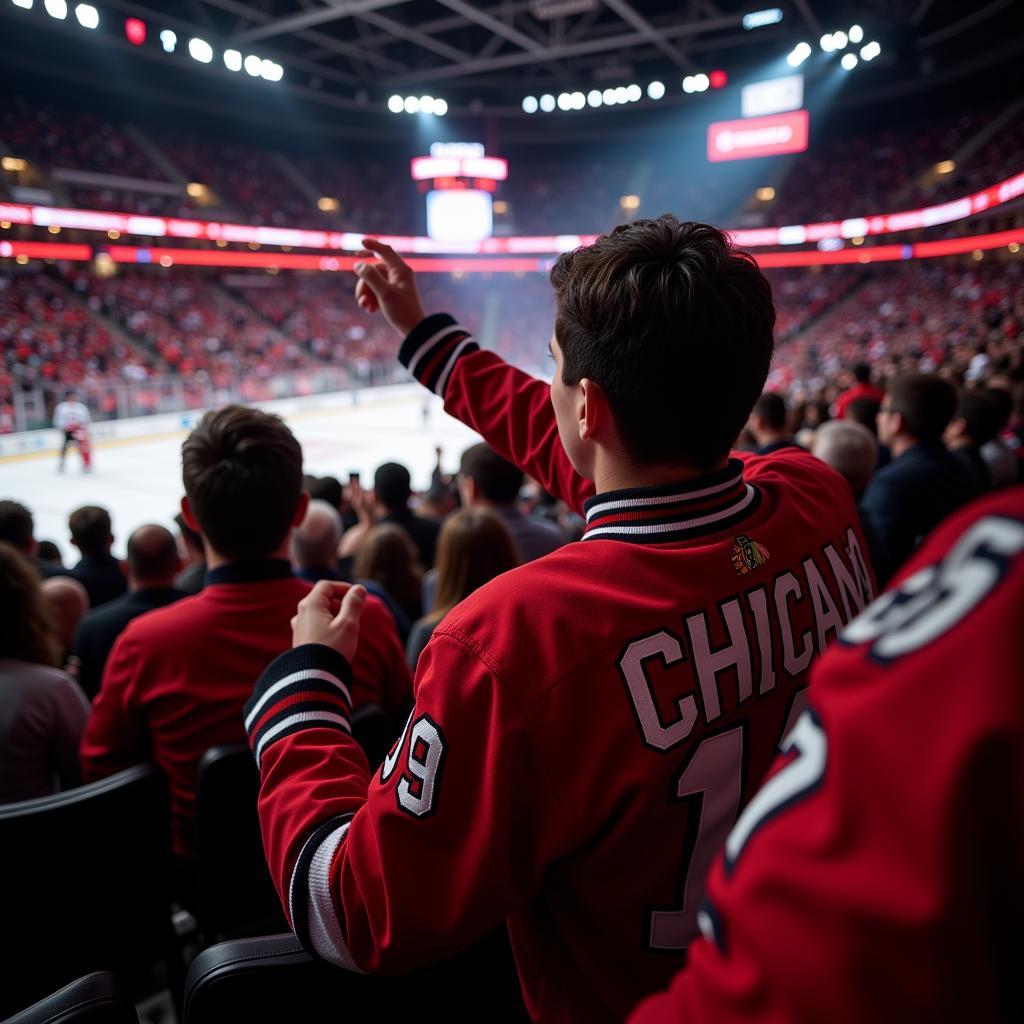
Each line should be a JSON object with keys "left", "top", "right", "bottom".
{"left": 557, "top": 92, "right": 572, "bottom": 110}
{"left": 647, "top": 80, "right": 665, "bottom": 100}
{"left": 840, "top": 52, "right": 857, "bottom": 70}
{"left": 389, "top": 94, "right": 405, "bottom": 113}
{"left": 849, "top": 24, "right": 864, "bottom": 44}
{"left": 742, "top": 8, "right": 783, "bottom": 30}
{"left": 188, "top": 37, "right": 214, "bottom": 64}
{"left": 74, "top": 3, "right": 98, "bottom": 27}
{"left": 261, "top": 59, "right": 284, "bottom": 82}
{"left": 539, "top": 93, "right": 556, "bottom": 112}
{"left": 832, "top": 30, "right": 848, "bottom": 49}
{"left": 587, "top": 89, "right": 603, "bottom": 107}
{"left": 682, "top": 76, "right": 695, "bottom": 93}
{"left": 614, "top": 85, "right": 629, "bottom": 103}
{"left": 860, "top": 41, "right": 881, "bottom": 61}
{"left": 819, "top": 33, "right": 835, "bottom": 52}
{"left": 159, "top": 29, "right": 177, "bottom": 53}
{"left": 404, "top": 96, "right": 420, "bottom": 113}
{"left": 434, "top": 98, "right": 448, "bottom": 116}
{"left": 11, "top": 0, "right": 34, "bottom": 9}
{"left": 787, "top": 41, "right": 812, "bottom": 67}
{"left": 693, "top": 73, "right": 709, "bottom": 92}
{"left": 43, "top": 0, "right": 67, "bottom": 17}
{"left": 224, "top": 49, "right": 242, "bottom": 72}
{"left": 522, "top": 95, "right": 539, "bottom": 113}
{"left": 419, "top": 95, "right": 436, "bottom": 113}
{"left": 571, "top": 91, "right": 586, "bottom": 109}
{"left": 602, "top": 88, "right": 617, "bottom": 105}
{"left": 626, "top": 83, "right": 642, "bottom": 102}
{"left": 244, "top": 54, "right": 262, "bottom": 76}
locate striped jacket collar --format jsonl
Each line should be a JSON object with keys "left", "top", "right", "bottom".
{"left": 582, "top": 460, "right": 760, "bottom": 544}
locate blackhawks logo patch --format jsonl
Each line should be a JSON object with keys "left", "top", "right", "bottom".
{"left": 731, "top": 534, "right": 770, "bottom": 575}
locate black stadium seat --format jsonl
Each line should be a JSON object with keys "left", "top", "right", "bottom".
{"left": 184, "top": 929, "right": 530, "bottom": 1024}
{"left": 2, "top": 972, "right": 139, "bottom": 1024}
{"left": 0, "top": 765, "right": 181, "bottom": 1018}
{"left": 194, "top": 745, "right": 286, "bottom": 941}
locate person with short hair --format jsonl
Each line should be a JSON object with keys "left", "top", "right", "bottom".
{"left": 247, "top": 218, "right": 873, "bottom": 1021}
{"left": 292, "top": 500, "right": 345, "bottom": 584}
{"left": 81, "top": 405, "right": 411, "bottom": 867}
{"left": 41, "top": 576, "right": 90, "bottom": 670}
{"left": 405, "top": 508, "right": 520, "bottom": 670}
{"left": 72, "top": 524, "right": 186, "bottom": 699}
{"left": 373, "top": 461, "right": 441, "bottom": 568}
{"left": 173, "top": 511, "right": 206, "bottom": 595}
{"left": 0, "top": 543, "right": 89, "bottom": 802}
{"left": 834, "top": 362, "right": 885, "bottom": 420}
{"left": 944, "top": 389, "right": 1003, "bottom": 493}
{"left": 811, "top": 420, "right": 878, "bottom": 498}
{"left": 862, "top": 374, "right": 980, "bottom": 584}
{"left": 67, "top": 505, "right": 126, "bottom": 608}
{"left": 36, "top": 540, "right": 63, "bottom": 568}
{"left": 53, "top": 387, "right": 92, "bottom": 473}
{"left": 0, "top": 500, "right": 65, "bottom": 579}
{"left": 746, "top": 393, "right": 802, "bottom": 456}
{"left": 458, "top": 443, "right": 564, "bottom": 563}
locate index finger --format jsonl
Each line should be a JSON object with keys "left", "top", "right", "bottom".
{"left": 309, "top": 579, "right": 355, "bottom": 603}
{"left": 360, "top": 238, "right": 409, "bottom": 272}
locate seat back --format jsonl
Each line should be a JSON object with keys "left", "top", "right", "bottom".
{"left": 2, "top": 972, "right": 139, "bottom": 1024}
{"left": 194, "top": 745, "right": 284, "bottom": 941}
{"left": 0, "top": 766, "right": 175, "bottom": 1018}
{"left": 184, "top": 929, "right": 529, "bottom": 1024}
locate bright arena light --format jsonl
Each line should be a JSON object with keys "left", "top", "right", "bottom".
{"left": 404, "top": 96, "right": 420, "bottom": 113}
{"left": 11, "top": 0, "right": 34, "bottom": 9}
{"left": 849, "top": 24, "right": 864, "bottom": 44}
{"left": 860, "top": 41, "right": 881, "bottom": 61}
{"left": 224, "top": 49, "right": 242, "bottom": 72}
{"left": 626, "top": 83, "right": 642, "bottom": 102}
{"left": 841, "top": 52, "right": 858, "bottom": 70}
{"left": 787, "top": 41, "right": 811, "bottom": 66}
{"left": 74, "top": 3, "right": 98, "bottom": 28}
{"left": 244, "top": 54, "right": 262, "bottom": 76}
{"left": 389, "top": 95, "right": 405, "bottom": 113}
{"left": 742, "top": 7, "right": 783, "bottom": 30}
{"left": 587, "top": 89, "right": 603, "bottom": 107}
{"left": 434, "top": 98, "right": 448, "bottom": 116}
{"left": 820, "top": 33, "right": 835, "bottom": 52}
{"left": 261, "top": 59, "right": 284, "bottom": 81}
{"left": 557, "top": 92, "right": 572, "bottom": 110}
{"left": 43, "top": 0, "right": 67, "bottom": 17}
{"left": 647, "top": 80, "right": 665, "bottom": 100}
{"left": 539, "top": 93, "right": 556, "bottom": 112}
{"left": 602, "top": 87, "right": 617, "bottom": 104}
{"left": 614, "top": 85, "right": 629, "bottom": 103}
{"left": 522, "top": 95, "right": 538, "bottom": 113}
{"left": 188, "top": 37, "right": 214, "bottom": 63}
{"left": 832, "top": 30, "right": 848, "bottom": 49}
{"left": 571, "top": 91, "right": 586, "bottom": 109}
{"left": 419, "top": 95, "right": 436, "bottom": 113}
{"left": 693, "top": 73, "right": 709, "bottom": 91}
{"left": 159, "top": 29, "right": 177, "bottom": 52}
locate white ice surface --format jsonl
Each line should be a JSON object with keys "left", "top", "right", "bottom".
{"left": 0, "top": 387, "right": 482, "bottom": 564}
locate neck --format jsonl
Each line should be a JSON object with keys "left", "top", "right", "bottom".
{"left": 890, "top": 435, "right": 919, "bottom": 458}
{"left": 204, "top": 536, "right": 292, "bottom": 570}
{"left": 130, "top": 577, "right": 176, "bottom": 592}
{"left": 945, "top": 436, "right": 972, "bottom": 451}
{"left": 593, "top": 456, "right": 730, "bottom": 495}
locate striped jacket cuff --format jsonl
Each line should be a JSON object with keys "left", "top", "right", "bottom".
{"left": 398, "top": 313, "right": 479, "bottom": 398}
{"left": 245, "top": 644, "right": 354, "bottom": 769}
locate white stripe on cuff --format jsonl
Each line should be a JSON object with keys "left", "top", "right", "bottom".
{"left": 306, "top": 822, "right": 365, "bottom": 972}
{"left": 407, "top": 323, "right": 468, "bottom": 379}
{"left": 433, "top": 336, "right": 476, "bottom": 397}
{"left": 255, "top": 710, "right": 352, "bottom": 768}
{"left": 245, "top": 668, "right": 352, "bottom": 732}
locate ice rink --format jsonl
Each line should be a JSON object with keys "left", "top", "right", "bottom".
{"left": 0, "top": 385, "right": 483, "bottom": 563}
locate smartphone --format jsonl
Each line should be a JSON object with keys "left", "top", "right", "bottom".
{"left": 349, "top": 471, "right": 361, "bottom": 486}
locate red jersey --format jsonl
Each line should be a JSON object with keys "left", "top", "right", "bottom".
{"left": 630, "top": 486, "right": 1024, "bottom": 1024}
{"left": 247, "top": 316, "right": 875, "bottom": 1022}
{"left": 80, "top": 561, "right": 410, "bottom": 857}
{"left": 834, "top": 382, "right": 885, "bottom": 420}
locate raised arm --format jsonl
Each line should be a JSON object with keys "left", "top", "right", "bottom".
{"left": 353, "top": 240, "right": 592, "bottom": 514}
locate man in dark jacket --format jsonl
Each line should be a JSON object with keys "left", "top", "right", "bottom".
{"left": 374, "top": 461, "right": 440, "bottom": 568}
{"left": 68, "top": 505, "right": 127, "bottom": 607}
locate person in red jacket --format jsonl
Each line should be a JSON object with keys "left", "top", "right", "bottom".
{"left": 834, "top": 362, "right": 885, "bottom": 420}
{"left": 247, "top": 219, "right": 874, "bottom": 1023}
{"left": 80, "top": 405, "right": 410, "bottom": 867}
{"left": 629, "top": 485, "right": 1024, "bottom": 1023}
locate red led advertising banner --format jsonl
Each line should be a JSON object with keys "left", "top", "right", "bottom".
{"left": 707, "top": 110, "right": 810, "bottom": 163}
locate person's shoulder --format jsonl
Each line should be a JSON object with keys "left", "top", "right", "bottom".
{"left": 119, "top": 589, "right": 208, "bottom": 643}
{"left": 741, "top": 448, "right": 855, "bottom": 507}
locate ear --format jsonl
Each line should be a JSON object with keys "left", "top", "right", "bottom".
{"left": 180, "top": 496, "right": 201, "bottom": 533}
{"left": 292, "top": 491, "right": 311, "bottom": 527}
{"left": 578, "top": 377, "right": 610, "bottom": 442}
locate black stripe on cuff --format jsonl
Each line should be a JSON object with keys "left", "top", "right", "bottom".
{"left": 246, "top": 643, "right": 354, "bottom": 724}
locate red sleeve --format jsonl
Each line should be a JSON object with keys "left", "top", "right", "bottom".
{"left": 398, "top": 313, "right": 593, "bottom": 514}
{"left": 79, "top": 628, "right": 149, "bottom": 780}
{"left": 347, "top": 594, "right": 412, "bottom": 718}
{"left": 629, "top": 491, "right": 1024, "bottom": 1024}
{"left": 245, "top": 630, "right": 575, "bottom": 973}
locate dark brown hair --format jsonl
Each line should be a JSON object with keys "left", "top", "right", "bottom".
{"left": 550, "top": 215, "right": 775, "bottom": 469}
{"left": 886, "top": 374, "right": 957, "bottom": 443}
{"left": 353, "top": 524, "right": 424, "bottom": 623}
{"left": 181, "top": 405, "right": 303, "bottom": 561}
{"left": 69, "top": 505, "right": 112, "bottom": 555}
{"left": 0, "top": 542, "right": 59, "bottom": 666}
{"left": 429, "top": 509, "right": 519, "bottom": 623}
